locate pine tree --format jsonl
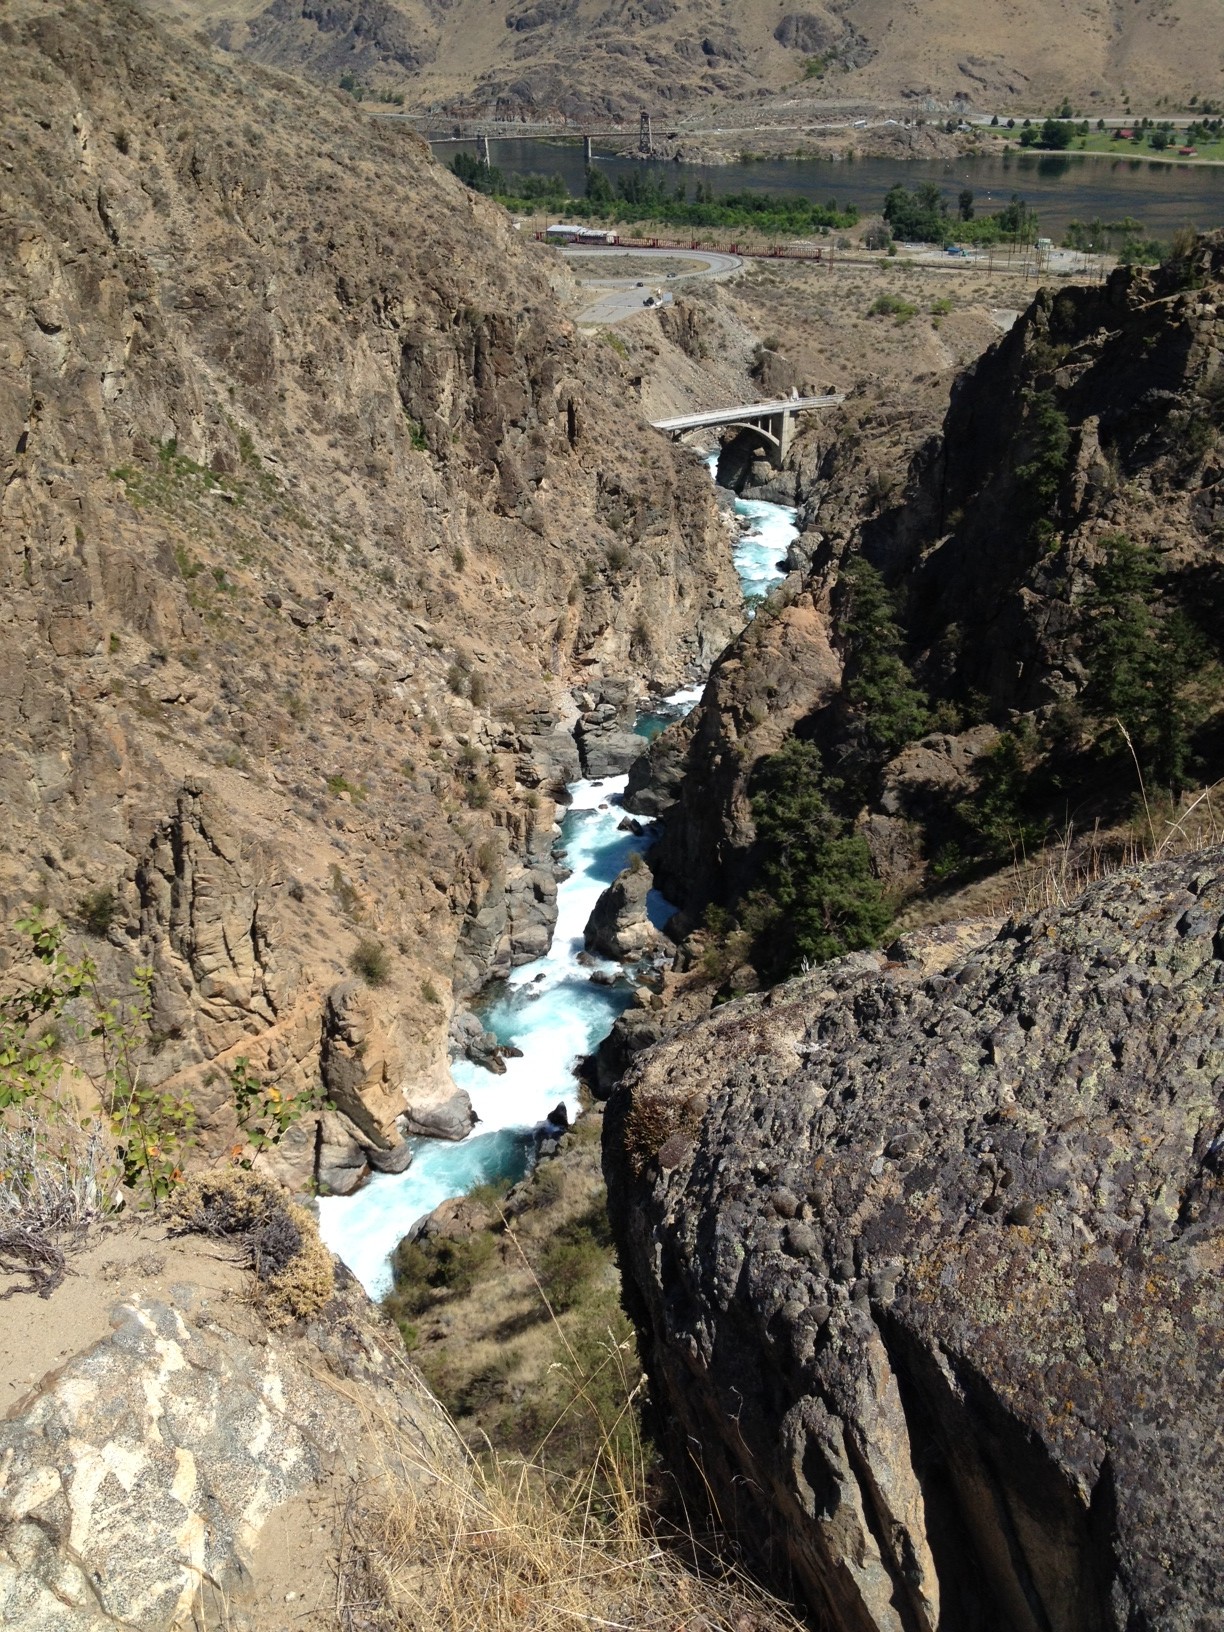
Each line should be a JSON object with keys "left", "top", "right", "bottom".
{"left": 1079, "top": 534, "right": 1205, "bottom": 790}
{"left": 748, "top": 739, "right": 892, "bottom": 979}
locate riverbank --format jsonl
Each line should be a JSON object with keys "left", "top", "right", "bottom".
{"left": 318, "top": 477, "right": 797, "bottom": 1296}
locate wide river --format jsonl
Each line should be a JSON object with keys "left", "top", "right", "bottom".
{"left": 319, "top": 474, "right": 799, "bottom": 1296}
{"left": 437, "top": 139, "right": 1224, "bottom": 241}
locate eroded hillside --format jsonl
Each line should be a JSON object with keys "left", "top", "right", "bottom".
{"left": 0, "top": 0, "right": 741, "bottom": 1185}
{"left": 161, "top": 0, "right": 1223, "bottom": 123}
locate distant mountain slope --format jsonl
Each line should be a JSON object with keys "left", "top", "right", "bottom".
{"left": 159, "top": 0, "right": 1223, "bottom": 120}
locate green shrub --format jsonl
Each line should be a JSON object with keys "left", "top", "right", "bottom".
{"left": 955, "top": 729, "right": 1047, "bottom": 859}
{"left": 350, "top": 938, "right": 390, "bottom": 986}
{"left": 1078, "top": 533, "right": 1207, "bottom": 790}
{"left": 747, "top": 738, "right": 892, "bottom": 980}
{"left": 833, "top": 558, "right": 930, "bottom": 794}
{"left": 1014, "top": 390, "right": 1071, "bottom": 548}
{"left": 387, "top": 1230, "right": 497, "bottom": 1317}
{"left": 77, "top": 887, "right": 117, "bottom": 938}
{"left": 868, "top": 293, "right": 918, "bottom": 323}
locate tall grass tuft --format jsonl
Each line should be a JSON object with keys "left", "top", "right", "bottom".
{"left": 335, "top": 1320, "right": 805, "bottom": 1632}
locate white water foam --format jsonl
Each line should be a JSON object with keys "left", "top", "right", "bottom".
{"left": 319, "top": 465, "right": 799, "bottom": 1297}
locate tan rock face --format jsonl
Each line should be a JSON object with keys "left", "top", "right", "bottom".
{"left": 605, "top": 851, "right": 1224, "bottom": 1630}
{"left": 184, "top": 0, "right": 1222, "bottom": 125}
{"left": 0, "top": 2, "right": 742, "bottom": 1182}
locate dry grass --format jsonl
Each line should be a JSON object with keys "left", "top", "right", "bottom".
{"left": 969, "top": 778, "right": 1224, "bottom": 923}
{"left": 0, "top": 1104, "right": 112, "bottom": 1238}
{"left": 335, "top": 1332, "right": 803, "bottom": 1632}
{"left": 169, "top": 1167, "right": 335, "bottom": 1323}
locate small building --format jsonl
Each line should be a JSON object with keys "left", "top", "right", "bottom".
{"left": 1179, "top": 146, "right": 1199, "bottom": 157}
{"left": 545, "top": 224, "right": 619, "bottom": 245}
{"left": 1117, "top": 128, "right": 1134, "bottom": 140}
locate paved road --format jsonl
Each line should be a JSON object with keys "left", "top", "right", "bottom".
{"left": 561, "top": 246, "right": 743, "bottom": 325}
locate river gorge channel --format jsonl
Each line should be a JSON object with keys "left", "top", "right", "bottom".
{"left": 318, "top": 465, "right": 799, "bottom": 1296}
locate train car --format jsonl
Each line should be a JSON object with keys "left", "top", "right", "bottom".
{"left": 544, "top": 224, "right": 620, "bottom": 245}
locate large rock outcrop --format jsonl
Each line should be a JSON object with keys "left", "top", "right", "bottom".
{"left": 583, "top": 857, "right": 661, "bottom": 961}
{"left": 0, "top": 1215, "right": 458, "bottom": 1631}
{"left": 605, "top": 850, "right": 1224, "bottom": 1632}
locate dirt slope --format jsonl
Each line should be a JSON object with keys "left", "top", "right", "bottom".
{"left": 164, "top": 0, "right": 1223, "bottom": 123}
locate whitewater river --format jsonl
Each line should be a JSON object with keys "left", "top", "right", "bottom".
{"left": 319, "top": 476, "right": 799, "bottom": 1296}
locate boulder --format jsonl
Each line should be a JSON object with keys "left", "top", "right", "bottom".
{"left": 507, "top": 865, "right": 559, "bottom": 964}
{"left": 575, "top": 681, "right": 644, "bottom": 778}
{"left": 605, "top": 851, "right": 1224, "bottom": 1632}
{"left": 577, "top": 722, "right": 645, "bottom": 779}
{"left": 403, "top": 1086, "right": 477, "bottom": 1142}
{"left": 0, "top": 1224, "right": 455, "bottom": 1631}
{"left": 584, "top": 860, "right": 661, "bottom": 961}
{"left": 449, "top": 1006, "right": 507, "bottom": 1074}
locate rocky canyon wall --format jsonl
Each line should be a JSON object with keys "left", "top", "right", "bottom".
{"left": 0, "top": 0, "right": 741, "bottom": 1184}
{"left": 605, "top": 849, "right": 1224, "bottom": 1632}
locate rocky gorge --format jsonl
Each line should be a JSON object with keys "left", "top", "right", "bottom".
{"left": 0, "top": 0, "right": 741, "bottom": 1191}
{"left": 5, "top": 4, "right": 1224, "bottom": 1628}
{"left": 627, "top": 232, "right": 1224, "bottom": 957}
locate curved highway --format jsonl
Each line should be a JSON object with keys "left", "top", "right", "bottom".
{"left": 560, "top": 245, "right": 743, "bottom": 325}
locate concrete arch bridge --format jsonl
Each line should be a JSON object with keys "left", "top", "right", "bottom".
{"left": 651, "top": 395, "right": 843, "bottom": 468}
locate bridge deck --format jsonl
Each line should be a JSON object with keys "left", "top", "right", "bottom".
{"left": 651, "top": 395, "right": 843, "bottom": 433}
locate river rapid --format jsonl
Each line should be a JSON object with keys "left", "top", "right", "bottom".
{"left": 319, "top": 474, "right": 798, "bottom": 1297}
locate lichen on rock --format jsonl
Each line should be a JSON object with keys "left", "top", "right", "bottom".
{"left": 605, "top": 849, "right": 1224, "bottom": 1631}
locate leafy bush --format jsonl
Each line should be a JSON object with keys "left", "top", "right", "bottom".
{"left": 388, "top": 1230, "right": 497, "bottom": 1317}
{"left": 350, "top": 938, "right": 391, "bottom": 986}
{"left": 868, "top": 293, "right": 917, "bottom": 323}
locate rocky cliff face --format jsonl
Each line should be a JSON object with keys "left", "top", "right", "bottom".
{"left": 0, "top": 0, "right": 740, "bottom": 1183}
{"left": 639, "top": 236, "right": 1224, "bottom": 930}
{"left": 605, "top": 849, "right": 1224, "bottom": 1632}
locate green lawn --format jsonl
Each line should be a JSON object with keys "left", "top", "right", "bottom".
{"left": 980, "top": 127, "right": 1224, "bottom": 163}
{"left": 1071, "top": 131, "right": 1224, "bottom": 162}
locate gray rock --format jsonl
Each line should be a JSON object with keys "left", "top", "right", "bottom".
{"left": 584, "top": 860, "right": 661, "bottom": 961}
{"left": 403, "top": 1087, "right": 477, "bottom": 1142}
{"left": 605, "top": 851, "right": 1224, "bottom": 1632}
{"left": 0, "top": 1283, "right": 452, "bottom": 1630}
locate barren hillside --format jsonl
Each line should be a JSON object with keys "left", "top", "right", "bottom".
{"left": 160, "top": 0, "right": 1223, "bottom": 123}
